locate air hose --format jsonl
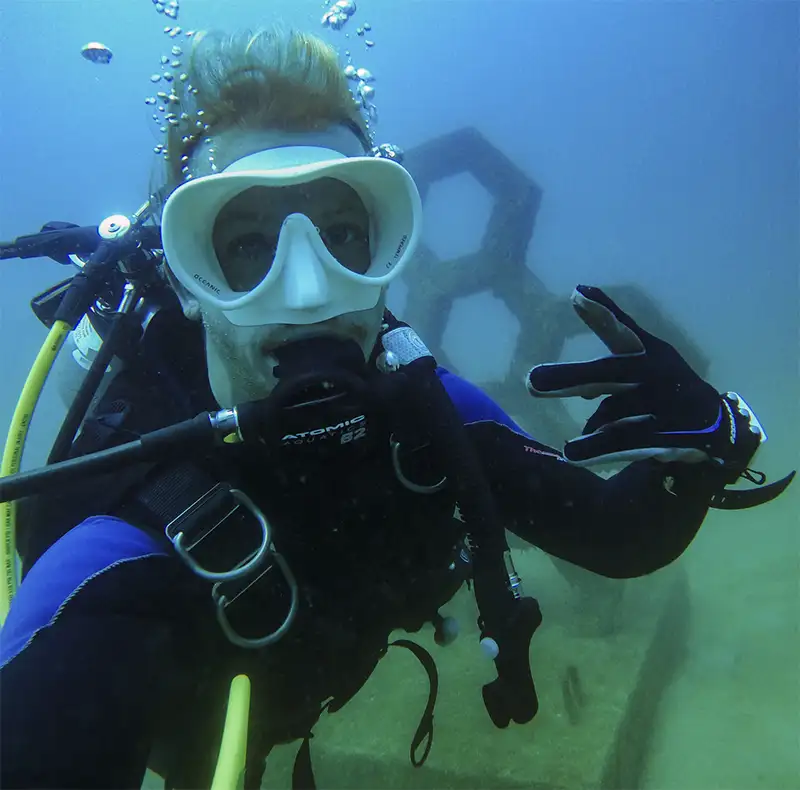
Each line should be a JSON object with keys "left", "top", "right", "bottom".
{"left": 1, "top": 319, "right": 70, "bottom": 623}
{"left": 397, "top": 355, "right": 542, "bottom": 728}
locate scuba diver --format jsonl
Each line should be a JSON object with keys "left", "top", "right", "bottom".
{"left": 0, "top": 27, "right": 794, "bottom": 790}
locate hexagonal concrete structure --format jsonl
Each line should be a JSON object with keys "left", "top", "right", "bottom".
{"left": 394, "top": 126, "right": 709, "bottom": 450}
{"left": 422, "top": 172, "right": 493, "bottom": 261}
{"left": 441, "top": 290, "right": 521, "bottom": 384}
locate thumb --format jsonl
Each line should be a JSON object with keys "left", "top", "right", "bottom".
{"left": 572, "top": 285, "right": 647, "bottom": 355}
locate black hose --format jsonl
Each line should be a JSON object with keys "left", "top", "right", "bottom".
{"left": 403, "top": 357, "right": 510, "bottom": 573}
{"left": 1, "top": 413, "right": 215, "bottom": 503}
{"left": 399, "top": 356, "right": 541, "bottom": 727}
{"left": 47, "top": 311, "right": 127, "bottom": 465}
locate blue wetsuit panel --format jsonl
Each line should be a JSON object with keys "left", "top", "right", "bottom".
{"left": 1, "top": 516, "right": 167, "bottom": 666}
{"left": 437, "top": 367, "right": 533, "bottom": 438}
{"left": 1, "top": 518, "right": 188, "bottom": 789}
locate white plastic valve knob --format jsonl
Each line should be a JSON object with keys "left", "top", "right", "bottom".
{"left": 436, "top": 616, "right": 459, "bottom": 646}
{"left": 480, "top": 637, "right": 499, "bottom": 660}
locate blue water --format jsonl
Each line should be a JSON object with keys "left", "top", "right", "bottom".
{"left": 1, "top": 2, "right": 797, "bottom": 787}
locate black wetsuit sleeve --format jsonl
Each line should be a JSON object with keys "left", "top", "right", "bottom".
{"left": 0, "top": 555, "right": 200, "bottom": 790}
{"left": 469, "top": 421, "right": 726, "bottom": 578}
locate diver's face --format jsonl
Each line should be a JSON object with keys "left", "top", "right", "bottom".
{"left": 184, "top": 126, "right": 386, "bottom": 408}
{"left": 212, "top": 179, "right": 371, "bottom": 291}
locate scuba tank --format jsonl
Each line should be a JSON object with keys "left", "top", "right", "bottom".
{"left": 53, "top": 311, "right": 121, "bottom": 411}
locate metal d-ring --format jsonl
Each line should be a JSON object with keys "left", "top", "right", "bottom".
{"left": 169, "top": 487, "right": 272, "bottom": 583}
{"left": 212, "top": 551, "right": 299, "bottom": 649}
{"left": 390, "top": 434, "right": 447, "bottom": 494}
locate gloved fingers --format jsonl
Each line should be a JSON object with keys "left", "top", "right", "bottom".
{"left": 572, "top": 285, "right": 649, "bottom": 355}
{"left": 582, "top": 389, "right": 652, "bottom": 435}
{"left": 563, "top": 414, "right": 712, "bottom": 466}
{"left": 527, "top": 354, "right": 645, "bottom": 399}
{"left": 526, "top": 285, "right": 654, "bottom": 399}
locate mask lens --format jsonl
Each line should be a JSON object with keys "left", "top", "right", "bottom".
{"left": 212, "top": 179, "right": 372, "bottom": 293}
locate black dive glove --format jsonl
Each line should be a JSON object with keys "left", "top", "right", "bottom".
{"left": 526, "top": 286, "right": 794, "bottom": 507}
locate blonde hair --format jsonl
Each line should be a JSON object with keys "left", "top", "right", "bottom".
{"left": 150, "top": 27, "right": 368, "bottom": 214}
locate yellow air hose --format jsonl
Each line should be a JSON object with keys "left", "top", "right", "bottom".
{"left": 211, "top": 674, "right": 251, "bottom": 790}
{"left": 1, "top": 317, "right": 251, "bottom": 790}
{"left": 1, "top": 319, "right": 70, "bottom": 623}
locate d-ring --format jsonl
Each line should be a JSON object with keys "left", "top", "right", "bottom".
{"left": 167, "top": 487, "right": 272, "bottom": 583}
{"left": 390, "top": 435, "right": 447, "bottom": 494}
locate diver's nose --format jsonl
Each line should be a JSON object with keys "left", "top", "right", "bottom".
{"left": 279, "top": 215, "right": 330, "bottom": 310}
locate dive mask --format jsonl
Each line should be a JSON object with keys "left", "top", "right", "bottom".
{"left": 160, "top": 146, "right": 422, "bottom": 326}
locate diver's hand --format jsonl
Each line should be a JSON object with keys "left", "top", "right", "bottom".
{"left": 525, "top": 285, "right": 764, "bottom": 473}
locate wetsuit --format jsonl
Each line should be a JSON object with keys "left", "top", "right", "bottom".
{"left": 0, "top": 367, "right": 723, "bottom": 789}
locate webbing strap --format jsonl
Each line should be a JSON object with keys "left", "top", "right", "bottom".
{"left": 288, "top": 639, "right": 439, "bottom": 790}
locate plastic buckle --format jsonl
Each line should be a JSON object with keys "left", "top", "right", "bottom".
{"left": 165, "top": 483, "right": 271, "bottom": 583}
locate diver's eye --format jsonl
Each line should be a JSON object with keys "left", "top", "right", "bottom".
{"left": 319, "top": 222, "right": 366, "bottom": 248}
{"left": 225, "top": 232, "right": 277, "bottom": 262}
{"left": 219, "top": 231, "right": 279, "bottom": 291}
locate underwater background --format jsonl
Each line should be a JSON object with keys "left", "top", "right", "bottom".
{"left": 1, "top": 1, "right": 797, "bottom": 788}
